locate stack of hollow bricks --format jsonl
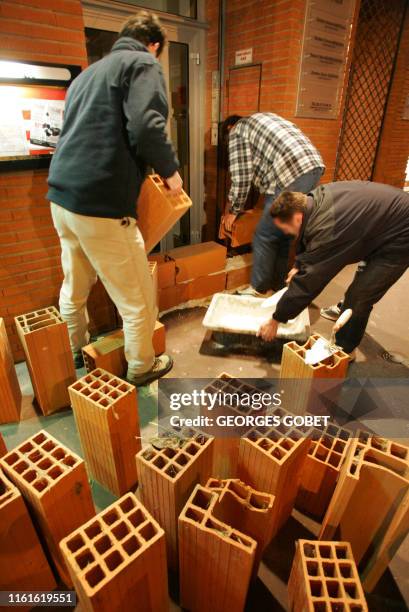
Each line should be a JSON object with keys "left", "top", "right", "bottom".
{"left": 0, "top": 469, "right": 56, "bottom": 592}
{"left": 14, "top": 306, "right": 75, "bottom": 415}
{"left": 68, "top": 369, "right": 140, "bottom": 497}
{"left": 60, "top": 493, "right": 168, "bottom": 612}
{"left": 0, "top": 317, "right": 22, "bottom": 423}
{"left": 136, "top": 432, "right": 214, "bottom": 568}
{"left": 320, "top": 432, "right": 409, "bottom": 592}
{"left": 0, "top": 430, "right": 95, "bottom": 586}
{"left": 288, "top": 539, "right": 368, "bottom": 612}
{"left": 296, "top": 421, "right": 352, "bottom": 519}
{"left": 179, "top": 484, "right": 257, "bottom": 612}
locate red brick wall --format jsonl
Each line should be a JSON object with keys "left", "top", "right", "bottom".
{"left": 0, "top": 0, "right": 116, "bottom": 361}
{"left": 373, "top": 7, "right": 409, "bottom": 187}
{"left": 203, "top": 0, "right": 361, "bottom": 239}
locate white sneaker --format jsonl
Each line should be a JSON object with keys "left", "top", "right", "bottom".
{"left": 320, "top": 304, "right": 342, "bottom": 321}
{"left": 236, "top": 286, "right": 273, "bottom": 298}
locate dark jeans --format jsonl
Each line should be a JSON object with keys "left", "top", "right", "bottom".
{"left": 251, "top": 167, "right": 323, "bottom": 292}
{"left": 336, "top": 254, "right": 408, "bottom": 353}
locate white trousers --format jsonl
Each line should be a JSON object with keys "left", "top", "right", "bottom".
{"left": 51, "top": 203, "right": 157, "bottom": 376}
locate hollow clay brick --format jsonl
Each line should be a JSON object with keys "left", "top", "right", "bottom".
{"left": 288, "top": 539, "right": 368, "bottom": 612}
{"left": 296, "top": 421, "right": 352, "bottom": 519}
{"left": 219, "top": 209, "right": 263, "bottom": 247}
{"left": 320, "top": 433, "right": 409, "bottom": 592}
{"left": 0, "top": 432, "right": 7, "bottom": 457}
{"left": 179, "top": 484, "right": 256, "bottom": 612}
{"left": 137, "top": 174, "right": 192, "bottom": 253}
{"left": 237, "top": 406, "right": 311, "bottom": 537}
{"left": 136, "top": 432, "right": 214, "bottom": 569}
{"left": 69, "top": 369, "right": 140, "bottom": 496}
{"left": 0, "top": 317, "right": 22, "bottom": 423}
{"left": 0, "top": 430, "right": 95, "bottom": 585}
{"left": 206, "top": 477, "right": 275, "bottom": 576}
{"left": 82, "top": 321, "right": 166, "bottom": 375}
{"left": 167, "top": 241, "right": 227, "bottom": 283}
{"left": 280, "top": 334, "right": 350, "bottom": 416}
{"left": 0, "top": 471, "right": 56, "bottom": 592}
{"left": 60, "top": 493, "right": 168, "bottom": 612}
{"left": 14, "top": 307, "right": 75, "bottom": 415}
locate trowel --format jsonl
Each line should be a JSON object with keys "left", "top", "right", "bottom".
{"left": 305, "top": 309, "right": 353, "bottom": 365}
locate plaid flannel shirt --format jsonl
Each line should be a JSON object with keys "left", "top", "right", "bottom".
{"left": 228, "top": 113, "right": 325, "bottom": 213}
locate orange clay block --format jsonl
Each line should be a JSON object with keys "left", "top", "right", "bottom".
{"left": 60, "top": 493, "right": 168, "bottom": 612}
{"left": 320, "top": 433, "right": 409, "bottom": 592}
{"left": 288, "top": 539, "right": 368, "bottom": 612}
{"left": 206, "top": 478, "right": 275, "bottom": 576}
{"left": 168, "top": 241, "right": 227, "bottom": 283}
{"left": 137, "top": 174, "right": 192, "bottom": 253}
{"left": 203, "top": 373, "right": 267, "bottom": 479}
{"left": 219, "top": 209, "right": 263, "bottom": 247}
{"left": 0, "top": 471, "right": 56, "bottom": 592}
{"left": 237, "top": 406, "right": 311, "bottom": 537}
{"left": 14, "top": 307, "right": 76, "bottom": 415}
{"left": 0, "top": 317, "right": 22, "bottom": 423}
{"left": 279, "top": 335, "right": 350, "bottom": 416}
{"left": 0, "top": 430, "right": 95, "bottom": 586}
{"left": 68, "top": 369, "right": 140, "bottom": 497}
{"left": 0, "top": 432, "right": 7, "bottom": 457}
{"left": 81, "top": 321, "right": 166, "bottom": 375}
{"left": 179, "top": 484, "right": 256, "bottom": 612}
{"left": 148, "top": 253, "right": 176, "bottom": 289}
{"left": 149, "top": 261, "right": 159, "bottom": 308}
{"left": 296, "top": 422, "right": 352, "bottom": 520}
{"left": 225, "top": 253, "right": 253, "bottom": 290}
{"left": 136, "top": 433, "right": 214, "bottom": 569}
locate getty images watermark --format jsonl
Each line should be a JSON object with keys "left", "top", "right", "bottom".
{"left": 167, "top": 389, "right": 331, "bottom": 429}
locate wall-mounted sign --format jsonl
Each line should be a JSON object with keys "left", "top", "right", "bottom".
{"left": 296, "top": 0, "right": 356, "bottom": 119}
{"left": 235, "top": 48, "right": 253, "bottom": 66}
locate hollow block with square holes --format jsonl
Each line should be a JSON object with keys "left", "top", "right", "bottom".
{"left": 0, "top": 317, "right": 22, "bottom": 423}
{"left": 59, "top": 493, "right": 167, "bottom": 612}
{"left": 81, "top": 321, "right": 165, "bottom": 375}
{"left": 68, "top": 369, "right": 140, "bottom": 497}
{"left": 14, "top": 307, "right": 76, "bottom": 415}
{"left": 203, "top": 373, "right": 266, "bottom": 479}
{"left": 137, "top": 174, "right": 192, "bottom": 253}
{"left": 237, "top": 406, "right": 311, "bottom": 537}
{"left": 179, "top": 484, "right": 257, "bottom": 612}
{"left": 205, "top": 478, "right": 275, "bottom": 576}
{"left": 296, "top": 422, "right": 352, "bottom": 520}
{"left": 0, "top": 430, "right": 95, "bottom": 586}
{"left": 279, "top": 335, "right": 350, "bottom": 415}
{"left": 288, "top": 539, "right": 368, "bottom": 612}
{"left": 320, "top": 432, "right": 409, "bottom": 592}
{"left": 135, "top": 432, "right": 214, "bottom": 569}
{"left": 0, "top": 470, "right": 56, "bottom": 592}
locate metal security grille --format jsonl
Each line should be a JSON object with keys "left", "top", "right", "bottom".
{"left": 335, "top": 0, "right": 407, "bottom": 181}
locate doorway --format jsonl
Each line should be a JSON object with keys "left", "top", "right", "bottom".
{"left": 83, "top": 3, "right": 205, "bottom": 250}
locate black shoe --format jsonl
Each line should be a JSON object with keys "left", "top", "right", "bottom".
{"left": 73, "top": 350, "right": 84, "bottom": 369}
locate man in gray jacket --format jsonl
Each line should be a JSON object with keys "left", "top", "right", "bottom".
{"left": 258, "top": 181, "right": 409, "bottom": 353}
{"left": 48, "top": 12, "right": 181, "bottom": 386}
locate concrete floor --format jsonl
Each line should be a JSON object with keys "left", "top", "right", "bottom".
{"left": 1, "top": 265, "right": 408, "bottom": 610}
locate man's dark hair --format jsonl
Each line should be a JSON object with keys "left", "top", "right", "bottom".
{"left": 119, "top": 11, "right": 166, "bottom": 56}
{"left": 221, "top": 115, "right": 243, "bottom": 134}
{"left": 270, "top": 191, "right": 307, "bottom": 221}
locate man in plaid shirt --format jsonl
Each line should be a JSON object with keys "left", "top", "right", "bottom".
{"left": 223, "top": 113, "right": 324, "bottom": 295}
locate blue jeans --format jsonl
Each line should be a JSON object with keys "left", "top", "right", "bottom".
{"left": 251, "top": 167, "right": 323, "bottom": 292}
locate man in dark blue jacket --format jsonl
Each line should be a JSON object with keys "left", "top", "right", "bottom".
{"left": 48, "top": 11, "right": 181, "bottom": 386}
